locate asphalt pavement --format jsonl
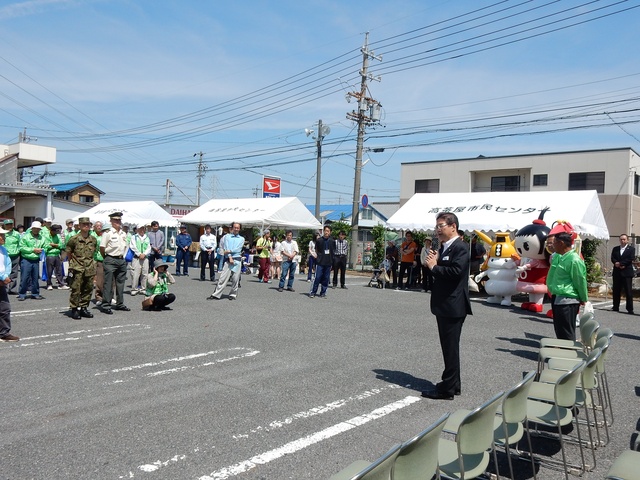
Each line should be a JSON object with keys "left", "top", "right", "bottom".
{"left": 2, "top": 271, "right": 638, "bottom": 479}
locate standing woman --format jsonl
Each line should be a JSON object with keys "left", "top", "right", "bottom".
{"left": 270, "top": 234, "right": 283, "bottom": 281}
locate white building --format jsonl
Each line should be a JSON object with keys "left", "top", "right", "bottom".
{"left": 400, "top": 147, "right": 640, "bottom": 241}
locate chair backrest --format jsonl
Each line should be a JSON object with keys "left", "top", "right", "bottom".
{"left": 458, "top": 391, "right": 504, "bottom": 456}
{"left": 554, "top": 361, "right": 585, "bottom": 408}
{"left": 501, "top": 371, "right": 536, "bottom": 424}
{"left": 595, "top": 328, "right": 613, "bottom": 373}
{"left": 581, "top": 347, "right": 601, "bottom": 390}
{"left": 578, "top": 311, "right": 594, "bottom": 328}
{"left": 579, "top": 319, "right": 600, "bottom": 350}
{"left": 351, "top": 444, "right": 402, "bottom": 480}
{"left": 394, "top": 413, "right": 450, "bottom": 480}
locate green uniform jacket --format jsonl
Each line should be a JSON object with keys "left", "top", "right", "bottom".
{"left": 4, "top": 230, "right": 21, "bottom": 257}
{"left": 19, "top": 232, "right": 48, "bottom": 260}
{"left": 46, "top": 233, "right": 65, "bottom": 256}
{"left": 66, "top": 234, "right": 98, "bottom": 275}
{"left": 547, "top": 250, "right": 588, "bottom": 302}
{"left": 90, "top": 231, "right": 104, "bottom": 261}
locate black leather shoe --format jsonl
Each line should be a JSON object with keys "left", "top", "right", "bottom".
{"left": 80, "top": 308, "right": 94, "bottom": 318}
{"left": 421, "top": 390, "right": 454, "bottom": 400}
{"left": 114, "top": 305, "right": 131, "bottom": 311}
{"left": 71, "top": 309, "right": 81, "bottom": 320}
{"left": 102, "top": 308, "right": 113, "bottom": 315}
{"left": 455, "top": 389, "right": 461, "bottom": 396}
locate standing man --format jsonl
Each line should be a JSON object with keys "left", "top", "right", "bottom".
{"left": 611, "top": 233, "right": 635, "bottom": 314}
{"left": 422, "top": 212, "right": 472, "bottom": 400}
{"left": 199, "top": 224, "right": 217, "bottom": 282}
{"left": 3, "top": 219, "right": 21, "bottom": 295}
{"left": 385, "top": 239, "right": 399, "bottom": 288}
{"left": 100, "top": 212, "right": 130, "bottom": 314}
{"left": 332, "top": 230, "right": 348, "bottom": 289}
{"left": 207, "top": 222, "right": 244, "bottom": 300}
{"left": 129, "top": 224, "right": 151, "bottom": 294}
{"left": 175, "top": 225, "right": 192, "bottom": 276}
{"left": 277, "top": 230, "right": 299, "bottom": 292}
{"left": 0, "top": 227, "right": 18, "bottom": 341}
{"left": 309, "top": 225, "right": 335, "bottom": 298}
{"left": 18, "top": 221, "right": 47, "bottom": 301}
{"left": 45, "top": 224, "right": 69, "bottom": 290}
{"left": 469, "top": 235, "right": 486, "bottom": 276}
{"left": 397, "top": 231, "right": 417, "bottom": 290}
{"left": 66, "top": 217, "right": 97, "bottom": 320}
{"left": 147, "top": 221, "right": 164, "bottom": 272}
{"left": 256, "top": 229, "right": 272, "bottom": 283}
{"left": 547, "top": 226, "right": 588, "bottom": 339}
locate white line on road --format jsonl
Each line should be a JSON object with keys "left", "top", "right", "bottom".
{"left": 124, "top": 384, "right": 405, "bottom": 478}
{"left": 12, "top": 307, "right": 56, "bottom": 317}
{"left": 199, "top": 396, "right": 421, "bottom": 480}
{"left": 99, "top": 347, "right": 260, "bottom": 384}
{"left": 6, "top": 324, "right": 151, "bottom": 348}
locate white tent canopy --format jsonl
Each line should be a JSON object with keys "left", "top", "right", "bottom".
{"left": 386, "top": 190, "right": 609, "bottom": 239}
{"left": 181, "top": 197, "right": 322, "bottom": 229}
{"left": 74, "top": 201, "right": 179, "bottom": 227}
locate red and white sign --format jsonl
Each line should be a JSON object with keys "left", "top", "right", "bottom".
{"left": 263, "top": 176, "right": 281, "bottom": 198}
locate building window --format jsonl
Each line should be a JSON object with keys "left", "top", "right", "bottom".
{"left": 415, "top": 179, "right": 440, "bottom": 193}
{"left": 568, "top": 172, "right": 605, "bottom": 193}
{"left": 635, "top": 173, "right": 640, "bottom": 196}
{"left": 533, "top": 174, "right": 548, "bottom": 186}
{"left": 491, "top": 176, "right": 520, "bottom": 191}
{"left": 361, "top": 208, "right": 373, "bottom": 220}
{"left": 79, "top": 195, "right": 95, "bottom": 203}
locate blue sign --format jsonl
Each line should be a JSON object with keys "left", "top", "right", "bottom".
{"left": 361, "top": 194, "right": 369, "bottom": 208}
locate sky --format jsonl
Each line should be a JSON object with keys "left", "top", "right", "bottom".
{"left": 1, "top": 0, "right": 639, "bottom": 208}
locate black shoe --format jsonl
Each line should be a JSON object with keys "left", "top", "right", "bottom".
{"left": 341, "top": 285, "right": 348, "bottom": 289}
{"left": 331, "top": 285, "right": 336, "bottom": 289}
{"left": 200, "top": 277, "right": 205, "bottom": 281}
{"left": 610, "top": 308, "right": 619, "bottom": 311}
{"left": 277, "top": 288, "right": 284, "bottom": 292}
{"left": 286, "top": 288, "right": 295, "bottom": 292}
{"left": 206, "top": 295, "right": 218, "bottom": 300}
{"left": 71, "top": 309, "right": 81, "bottom": 320}
{"left": 80, "top": 308, "right": 94, "bottom": 318}
{"left": 102, "top": 308, "right": 113, "bottom": 315}
{"left": 175, "top": 272, "right": 181, "bottom": 276}
{"left": 421, "top": 390, "right": 454, "bottom": 400}
{"left": 114, "top": 305, "right": 131, "bottom": 311}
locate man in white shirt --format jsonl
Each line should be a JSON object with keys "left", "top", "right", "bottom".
{"left": 277, "top": 230, "right": 299, "bottom": 292}
{"left": 199, "top": 224, "right": 217, "bottom": 282}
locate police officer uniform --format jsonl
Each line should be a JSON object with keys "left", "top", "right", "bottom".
{"left": 100, "top": 212, "right": 130, "bottom": 314}
{"left": 65, "top": 217, "right": 97, "bottom": 319}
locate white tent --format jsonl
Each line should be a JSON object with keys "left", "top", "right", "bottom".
{"left": 386, "top": 190, "right": 609, "bottom": 239}
{"left": 74, "top": 201, "right": 179, "bottom": 227}
{"left": 181, "top": 197, "right": 322, "bottom": 229}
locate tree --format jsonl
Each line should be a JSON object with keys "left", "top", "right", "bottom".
{"left": 371, "top": 224, "right": 387, "bottom": 267}
{"left": 581, "top": 238, "right": 603, "bottom": 284}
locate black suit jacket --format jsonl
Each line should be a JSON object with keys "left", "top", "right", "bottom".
{"left": 430, "top": 237, "right": 473, "bottom": 318}
{"left": 611, "top": 244, "right": 636, "bottom": 278}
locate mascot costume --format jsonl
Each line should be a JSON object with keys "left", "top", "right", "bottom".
{"left": 474, "top": 231, "right": 519, "bottom": 306}
{"left": 513, "top": 209, "right": 551, "bottom": 313}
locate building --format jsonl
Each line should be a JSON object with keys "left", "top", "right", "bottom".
{"left": 0, "top": 141, "right": 57, "bottom": 225}
{"left": 400, "top": 147, "right": 640, "bottom": 241}
{"left": 51, "top": 181, "right": 104, "bottom": 205}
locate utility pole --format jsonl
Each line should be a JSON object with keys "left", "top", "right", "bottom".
{"left": 194, "top": 151, "right": 207, "bottom": 206}
{"left": 346, "top": 32, "right": 382, "bottom": 269}
{"left": 306, "top": 120, "right": 331, "bottom": 220}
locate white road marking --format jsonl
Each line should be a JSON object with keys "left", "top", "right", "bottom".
{"left": 124, "top": 385, "right": 406, "bottom": 477}
{"left": 6, "top": 324, "right": 151, "bottom": 348}
{"left": 11, "top": 307, "right": 56, "bottom": 317}
{"left": 199, "top": 396, "right": 421, "bottom": 480}
{"left": 98, "top": 347, "right": 260, "bottom": 384}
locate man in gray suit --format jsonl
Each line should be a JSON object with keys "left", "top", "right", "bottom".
{"left": 611, "top": 233, "right": 635, "bottom": 314}
{"left": 422, "top": 212, "right": 472, "bottom": 400}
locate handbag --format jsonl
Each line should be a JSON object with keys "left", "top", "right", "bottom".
{"left": 125, "top": 248, "right": 135, "bottom": 263}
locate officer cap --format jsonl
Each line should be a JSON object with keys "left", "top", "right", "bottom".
{"left": 109, "top": 212, "right": 123, "bottom": 220}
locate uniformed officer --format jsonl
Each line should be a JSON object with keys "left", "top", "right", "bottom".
{"left": 100, "top": 212, "right": 130, "bottom": 314}
{"left": 65, "top": 217, "right": 97, "bottom": 320}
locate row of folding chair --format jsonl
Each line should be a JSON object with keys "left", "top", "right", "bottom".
{"left": 328, "top": 312, "right": 616, "bottom": 480}
{"left": 532, "top": 311, "right": 617, "bottom": 479}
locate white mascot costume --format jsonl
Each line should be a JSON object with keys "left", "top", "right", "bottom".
{"left": 474, "top": 231, "right": 519, "bottom": 306}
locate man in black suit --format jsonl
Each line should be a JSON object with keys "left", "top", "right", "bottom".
{"left": 422, "top": 212, "right": 472, "bottom": 400}
{"left": 611, "top": 234, "right": 635, "bottom": 314}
